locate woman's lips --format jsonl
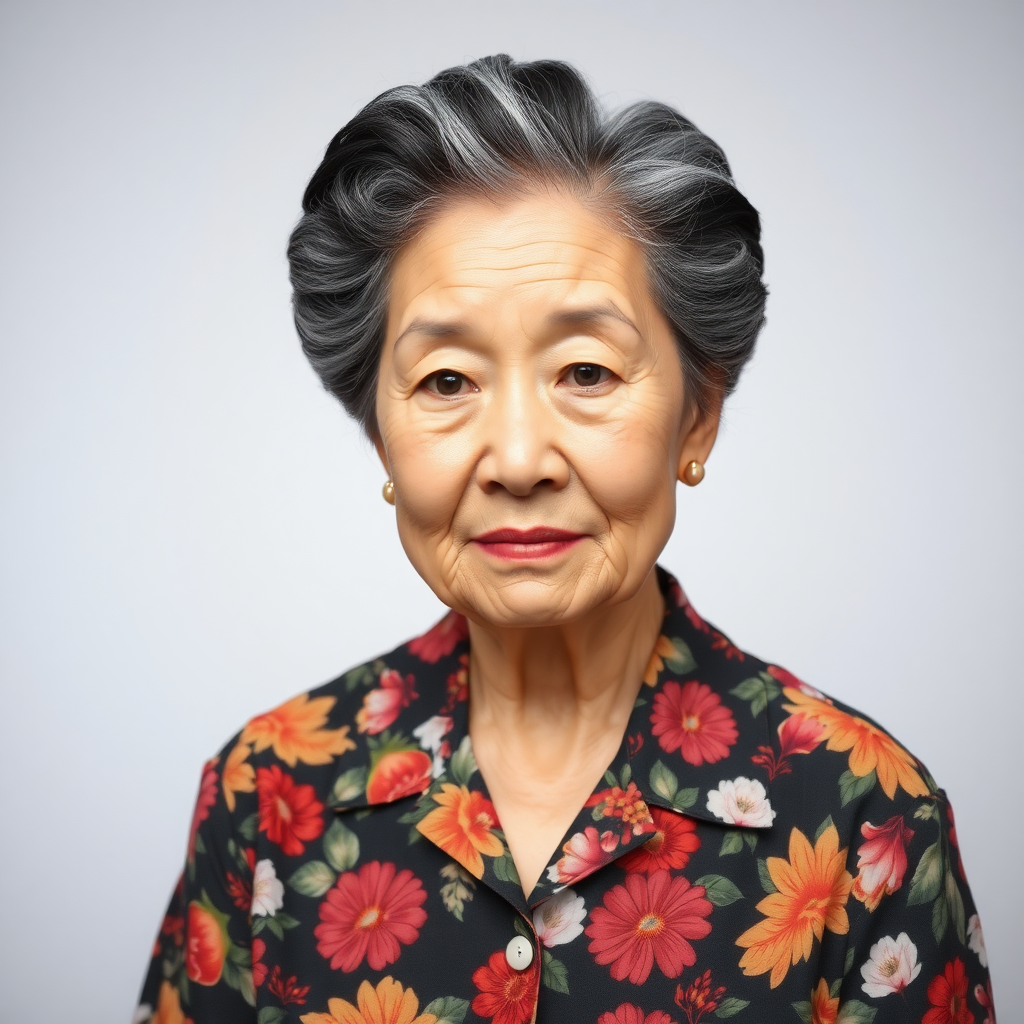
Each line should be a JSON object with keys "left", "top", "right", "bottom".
{"left": 472, "top": 527, "right": 586, "bottom": 561}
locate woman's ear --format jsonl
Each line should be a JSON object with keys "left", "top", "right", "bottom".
{"left": 676, "top": 394, "right": 723, "bottom": 483}
{"left": 372, "top": 431, "right": 390, "bottom": 477}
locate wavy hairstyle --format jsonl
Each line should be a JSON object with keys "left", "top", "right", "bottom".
{"left": 288, "top": 54, "right": 766, "bottom": 435}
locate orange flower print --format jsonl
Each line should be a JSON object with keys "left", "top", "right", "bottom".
{"left": 416, "top": 784, "right": 504, "bottom": 879}
{"left": 643, "top": 635, "right": 679, "bottom": 686}
{"left": 151, "top": 980, "right": 189, "bottom": 1024}
{"left": 781, "top": 687, "right": 928, "bottom": 800}
{"left": 221, "top": 740, "right": 255, "bottom": 813}
{"left": 736, "top": 825, "right": 852, "bottom": 988}
{"left": 366, "top": 750, "right": 433, "bottom": 805}
{"left": 587, "top": 782, "right": 656, "bottom": 841}
{"left": 300, "top": 975, "right": 438, "bottom": 1024}
{"left": 809, "top": 978, "right": 839, "bottom": 1024}
{"left": 242, "top": 693, "right": 355, "bottom": 767}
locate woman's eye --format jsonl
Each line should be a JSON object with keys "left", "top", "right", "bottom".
{"left": 424, "top": 370, "right": 471, "bottom": 397}
{"left": 564, "top": 363, "right": 612, "bottom": 388}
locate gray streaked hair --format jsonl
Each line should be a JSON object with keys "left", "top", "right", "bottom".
{"left": 288, "top": 54, "right": 766, "bottom": 435}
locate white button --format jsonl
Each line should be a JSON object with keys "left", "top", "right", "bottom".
{"left": 505, "top": 934, "right": 534, "bottom": 970}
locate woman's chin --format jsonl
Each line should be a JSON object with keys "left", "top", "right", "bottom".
{"left": 447, "top": 562, "right": 620, "bottom": 629}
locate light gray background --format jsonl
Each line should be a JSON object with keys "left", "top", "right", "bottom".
{"left": 1, "top": 1, "right": 1020, "bottom": 1019}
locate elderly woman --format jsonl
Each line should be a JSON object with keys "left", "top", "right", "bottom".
{"left": 138, "top": 56, "right": 993, "bottom": 1024}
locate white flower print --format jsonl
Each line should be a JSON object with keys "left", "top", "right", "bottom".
{"left": 413, "top": 714, "right": 454, "bottom": 778}
{"left": 251, "top": 858, "right": 285, "bottom": 917}
{"left": 860, "top": 932, "right": 921, "bottom": 997}
{"left": 533, "top": 887, "right": 586, "bottom": 947}
{"left": 706, "top": 777, "right": 776, "bottom": 827}
{"left": 968, "top": 913, "right": 988, "bottom": 967}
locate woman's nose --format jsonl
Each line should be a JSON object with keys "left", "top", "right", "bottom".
{"left": 474, "top": 378, "right": 570, "bottom": 497}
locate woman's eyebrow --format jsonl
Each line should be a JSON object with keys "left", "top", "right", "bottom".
{"left": 392, "top": 317, "right": 469, "bottom": 352}
{"left": 546, "top": 302, "right": 641, "bottom": 338}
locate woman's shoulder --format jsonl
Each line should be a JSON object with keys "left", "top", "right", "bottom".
{"left": 204, "top": 610, "right": 471, "bottom": 809}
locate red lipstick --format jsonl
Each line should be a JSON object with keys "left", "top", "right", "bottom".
{"left": 472, "top": 527, "right": 585, "bottom": 561}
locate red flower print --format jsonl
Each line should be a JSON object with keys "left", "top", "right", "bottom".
{"left": 160, "top": 913, "right": 184, "bottom": 947}
{"left": 628, "top": 732, "right": 645, "bottom": 757}
{"left": 267, "top": 965, "right": 310, "bottom": 1006}
{"left": 675, "top": 969, "right": 727, "bottom": 1024}
{"left": 547, "top": 826, "right": 620, "bottom": 886}
{"left": 923, "top": 958, "right": 975, "bottom": 1024}
{"left": 225, "top": 845, "right": 255, "bottom": 911}
{"left": 651, "top": 681, "right": 738, "bottom": 766}
{"left": 975, "top": 981, "right": 995, "bottom": 1024}
{"left": 314, "top": 860, "right": 427, "bottom": 972}
{"left": 256, "top": 765, "right": 325, "bottom": 856}
{"left": 598, "top": 1006, "right": 676, "bottom": 1024}
{"left": 710, "top": 631, "right": 744, "bottom": 660}
{"left": 365, "top": 749, "right": 433, "bottom": 804}
{"left": 585, "top": 869, "right": 713, "bottom": 984}
{"left": 851, "top": 814, "right": 914, "bottom": 911}
{"left": 778, "top": 713, "right": 826, "bottom": 758}
{"left": 185, "top": 899, "right": 229, "bottom": 985}
{"left": 408, "top": 610, "right": 468, "bottom": 663}
{"left": 620, "top": 807, "right": 700, "bottom": 874}
{"left": 684, "top": 604, "right": 709, "bottom": 635}
{"left": 225, "top": 870, "right": 252, "bottom": 911}
{"left": 471, "top": 948, "right": 539, "bottom": 1024}
{"left": 753, "top": 713, "right": 827, "bottom": 781}
{"left": 251, "top": 937, "right": 267, "bottom": 988}
{"left": 187, "top": 757, "right": 219, "bottom": 861}
{"left": 766, "top": 664, "right": 806, "bottom": 690}
{"left": 356, "top": 668, "right": 418, "bottom": 735}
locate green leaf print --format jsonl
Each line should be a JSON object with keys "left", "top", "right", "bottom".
{"left": 288, "top": 860, "right": 337, "bottom": 898}
{"left": 719, "top": 830, "right": 744, "bottom": 856}
{"left": 423, "top": 997, "right": 470, "bottom": 1024}
{"left": 836, "top": 1000, "right": 877, "bottom": 1024}
{"left": 649, "top": 760, "right": 679, "bottom": 802}
{"left": 757, "top": 857, "right": 778, "bottom": 894}
{"left": 907, "top": 841, "right": 942, "bottom": 905}
{"left": 449, "top": 735, "right": 477, "bottom": 787}
{"left": 439, "top": 863, "right": 476, "bottom": 921}
{"left": 839, "top": 769, "right": 877, "bottom": 806}
{"left": 695, "top": 874, "right": 744, "bottom": 906}
{"left": 331, "top": 766, "right": 368, "bottom": 803}
{"left": 257, "top": 1008, "right": 288, "bottom": 1024}
{"left": 541, "top": 950, "right": 570, "bottom": 994}
{"left": 664, "top": 637, "right": 697, "bottom": 673}
{"left": 322, "top": 818, "right": 360, "bottom": 873}
{"left": 713, "top": 997, "right": 750, "bottom": 1018}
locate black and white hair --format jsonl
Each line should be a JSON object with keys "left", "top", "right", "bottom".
{"left": 288, "top": 54, "right": 766, "bottom": 435}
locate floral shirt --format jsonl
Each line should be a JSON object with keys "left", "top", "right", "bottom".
{"left": 137, "top": 567, "right": 994, "bottom": 1024}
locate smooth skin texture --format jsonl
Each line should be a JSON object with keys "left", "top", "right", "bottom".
{"left": 374, "top": 188, "right": 721, "bottom": 894}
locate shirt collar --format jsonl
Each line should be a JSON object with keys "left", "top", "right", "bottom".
{"left": 330, "top": 566, "right": 776, "bottom": 904}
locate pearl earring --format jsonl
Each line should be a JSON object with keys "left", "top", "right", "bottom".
{"left": 682, "top": 460, "right": 705, "bottom": 486}
{"left": 382, "top": 480, "right": 395, "bottom": 505}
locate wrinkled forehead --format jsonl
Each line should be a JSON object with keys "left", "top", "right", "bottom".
{"left": 384, "top": 191, "right": 656, "bottom": 343}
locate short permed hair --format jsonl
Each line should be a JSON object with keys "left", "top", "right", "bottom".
{"left": 288, "top": 54, "right": 766, "bottom": 435}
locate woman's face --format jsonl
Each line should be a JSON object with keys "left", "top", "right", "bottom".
{"left": 375, "top": 189, "right": 719, "bottom": 627}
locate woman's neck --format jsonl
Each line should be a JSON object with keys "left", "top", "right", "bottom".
{"left": 466, "top": 568, "right": 664, "bottom": 770}
{"left": 465, "top": 568, "right": 665, "bottom": 895}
